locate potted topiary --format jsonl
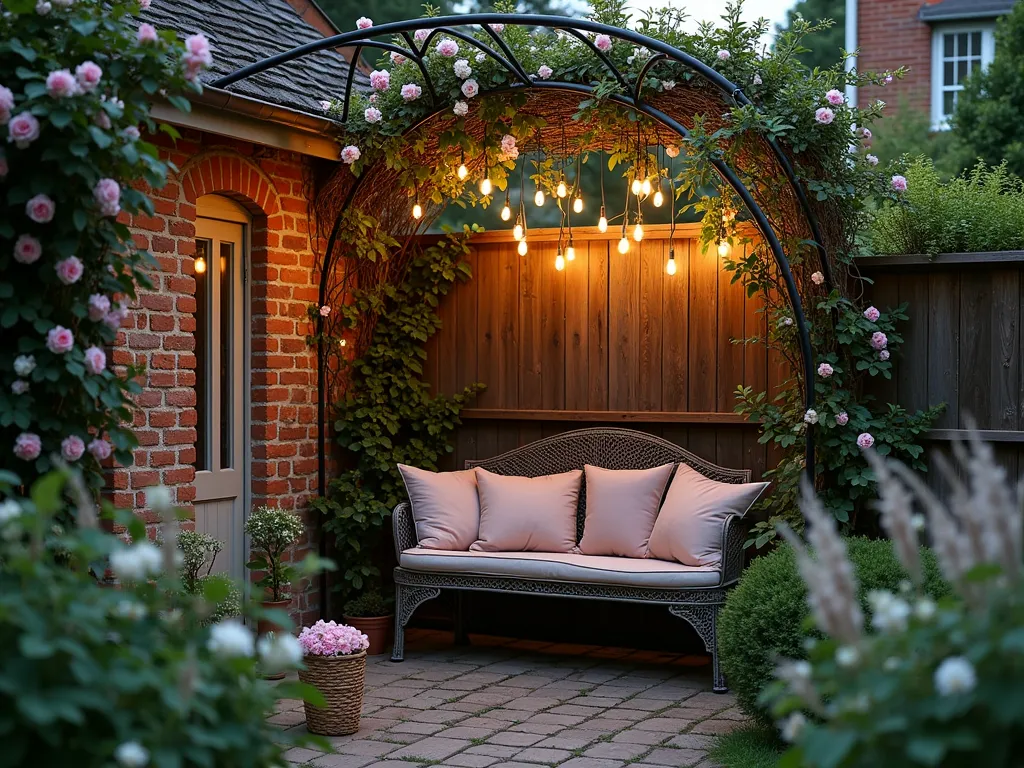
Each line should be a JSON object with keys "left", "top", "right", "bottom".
{"left": 176, "top": 530, "right": 241, "bottom": 625}
{"left": 245, "top": 506, "right": 304, "bottom": 639}
{"left": 297, "top": 620, "right": 369, "bottom": 736}
{"left": 342, "top": 590, "right": 394, "bottom": 656}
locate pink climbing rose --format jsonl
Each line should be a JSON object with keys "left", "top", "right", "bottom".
{"left": 14, "top": 432, "right": 42, "bottom": 461}
{"left": 857, "top": 432, "right": 875, "bottom": 449}
{"left": 453, "top": 101, "right": 468, "bottom": 117}
{"left": 88, "top": 293, "right": 111, "bottom": 321}
{"left": 891, "top": 174, "right": 908, "bottom": 192}
{"left": 537, "top": 65, "right": 553, "bottom": 80}
{"left": 825, "top": 88, "right": 845, "bottom": 106}
{"left": 84, "top": 345, "right": 106, "bottom": 375}
{"left": 61, "top": 435, "right": 86, "bottom": 462}
{"left": 414, "top": 28, "right": 431, "bottom": 43}
{"left": 810, "top": 271, "right": 824, "bottom": 285}
{"left": 94, "top": 178, "right": 121, "bottom": 216}
{"left": 75, "top": 61, "right": 102, "bottom": 92}
{"left": 46, "top": 325, "right": 74, "bottom": 354}
{"left": 717, "top": 49, "right": 730, "bottom": 61}
{"left": 861, "top": 127, "right": 872, "bottom": 139}
{"left": 836, "top": 411, "right": 849, "bottom": 426}
{"left": 356, "top": 16, "right": 372, "bottom": 29}
{"left": 866, "top": 154, "right": 879, "bottom": 166}
{"left": 817, "top": 362, "right": 834, "bottom": 378}
{"left": 319, "top": 305, "right": 331, "bottom": 317}
{"left": 0, "top": 85, "right": 14, "bottom": 122}
{"left": 340, "top": 145, "right": 360, "bottom": 165}
{"left": 461, "top": 79, "right": 479, "bottom": 98}
{"left": 863, "top": 306, "right": 880, "bottom": 322}
{"left": 46, "top": 69, "right": 78, "bottom": 98}
{"left": 25, "top": 194, "right": 55, "bottom": 223}
{"left": 871, "top": 331, "right": 888, "bottom": 350}
{"left": 815, "top": 107, "right": 835, "bottom": 125}
{"left": 595, "top": 34, "right": 612, "bottom": 52}
{"left": 369, "top": 69, "right": 390, "bottom": 91}
{"left": 364, "top": 107, "right": 382, "bottom": 124}
{"left": 8, "top": 112, "right": 40, "bottom": 147}
{"left": 55, "top": 256, "right": 84, "bottom": 285}
{"left": 88, "top": 438, "right": 113, "bottom": 461}
{"left": 500, "top": 134, "right": 518, "bottom": 161}
{"left": 436, "top": 39, "right": 459, "bottom": 57}
{"left": 138, "top": 23, "right": 158, "bottom": 44}
{"left": 401, "top": 83, "right": 422, "bottom": 101}
{"left": 13, "top": 235, "right": 42, "bottom": 265}
{"left": 879, "top": 350, "right": 890, "bottom": 361}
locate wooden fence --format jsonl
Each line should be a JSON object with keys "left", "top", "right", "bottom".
{"left": 423, "top": 223, "right": 784, "bottom": 480}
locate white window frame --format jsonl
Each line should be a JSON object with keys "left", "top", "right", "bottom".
{"left": 931, "top": 23, "right": 996, "bottom": 130}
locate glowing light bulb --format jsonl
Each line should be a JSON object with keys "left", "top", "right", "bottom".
{"left": 513, "top": 223, "right": 524, "bottom": 241}
{"left": 617, "top": 237, "right": 630, "bottom": 254}
{"left": 412, "top": 203, "right": 423, "bottom": 219}
{"left": 457, "top": 163, "right": 469, "bottom": 180}
{"left": 597, "top": 206, "right": 608, "bottom": 233}
{"left": 641, "top": 178, "right": 652, "bottom": 197}
{"left": 555, "top": 252, "right": 566, "bottom": 271}
{"left": 557, "top": 179, "right": 568, "bottom": 198}
{"left": 633, "top": 223, "right": 644, "bottom": 242}
{"left": 534, "top": 189, "right": 545, "bottom": 206}
{"left": 717, "top": 239, "right": 731, "bottom": 257}
{"left": 501, "top": 204, "right": 512, "bottom": 221}
{"left": 194, "top": 256, "right": 207, "bottom": 274}
{"left": 479, "top": 177, "right": 493, "bottom": 195}
{"left": 339, "top": 338, "right": 347, "bottom": 347}
{"left": 666, "top": 256, "right": 677, "bottom": 276}
{"left": 652, "top": 189, "right": 664, "bottom": 207}
{"left": 573, "top": 195, "right": 583, "bottom": 214}
{"left": 630, "top": 178, "right": 642, "bottom": 195}
{"left": 566, "top": 244, "right": 576, "bottom": 261}
{"left": 518, "top": 239, "right": 528, "bottom": 256}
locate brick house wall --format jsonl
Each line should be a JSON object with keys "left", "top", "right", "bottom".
{"left": 858, "top": 0, "right": 934, "bottom": 116}
{"left": 113, "top": 127, "right": 328, "bottom": 625}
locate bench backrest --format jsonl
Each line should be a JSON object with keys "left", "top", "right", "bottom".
{"left": 465, "top": 427, "right": 751, "bottom": 541}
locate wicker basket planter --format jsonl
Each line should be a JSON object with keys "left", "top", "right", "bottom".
{"left": 298, "top": 651, "right": 367, "bottom": 736}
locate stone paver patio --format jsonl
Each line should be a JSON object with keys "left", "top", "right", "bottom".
{"left": 272, "top": 630, "right": 747, "bottom": 768}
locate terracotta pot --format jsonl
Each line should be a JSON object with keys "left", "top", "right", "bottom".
{"left": 258, "top": 599, "right": 292, "bottom": 680}
{"left": 343, "top": 614, "right": 394, "bottom": 656}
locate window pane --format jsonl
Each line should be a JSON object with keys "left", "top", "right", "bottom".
{"left": 944, "top": 33, "right": 954, "bottom": 57}
{"left": 944, "top": 90, "right": 955, "bottom": 117}
{"left": 957, "top": 60, "right": 968, "bottom": 82}
{"left": 219, "top": 241, "right": 233, "bottom": 470}
{"left": 944, "top": 61, "right": 954, "bottom": 86}
{"left": 957, "top": 33, "right": 968, "bottom": 57}
{"left": 971, "top": 58, "right": 982, "bottom": 74}
{"left": 194, "top": 239, "right": 211, "bottom": 472}
{"left": 971, "top": 31, "right": 981, "bottom": 54}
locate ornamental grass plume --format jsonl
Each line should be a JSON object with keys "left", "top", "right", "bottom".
{"left": 863, "top": 449, "right": 922, "bottom": 586}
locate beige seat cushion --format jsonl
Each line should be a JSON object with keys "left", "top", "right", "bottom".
{"left": 398, "top": 464, "right": 480, "bottom": 550}
{"left": 578, "top": 463, "right": 676, "bottom": 557}
{"left": 648, "top": 464, "right": 769, "bottom": 567}
{"left": 400, "top": 548, "right": 722, "bottom": 589}
{"left": 470, "top": 468, "right": 582, "bottom": 553}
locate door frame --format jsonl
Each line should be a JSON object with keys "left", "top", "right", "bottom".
{"left": 195, "top": 194, "right": 252, "bottom": 590}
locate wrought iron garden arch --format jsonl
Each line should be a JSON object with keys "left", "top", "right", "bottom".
{"left": 213, "top": 13, "right": 827, "bottom": 498}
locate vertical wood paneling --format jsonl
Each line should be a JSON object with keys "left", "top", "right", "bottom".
{"left": 662, "top": 239, "right": 690, "bottom": 412}
{"left": 639, "top": 239, "right": 664, "bottom": 411}
{"left": 565, "top": 243, "right": 590, "bottom": 410}
{"left": 927, "top": 270, "right": 959, "bottom": 428}
{"left": 519, "top": 248, "right": 543, "bottom": 409}
{"left": 716, "top": 246, "right": 747, "bottom": 471}
{"left": 897, "top": 273, "right": 928, "bottom": 413}
{"left": 588, "top": 241, "right": 609, "bottom": 410}
{"left": 990, "top": 268, "right": 1019, "bottom": 429}
{"left": 688, "top": 240, "right": 719, "bottom": 459}
{"left": 958, "top": 270, "right": 991, "bottom": 428}
{"left": 609, "top": 240, "right": 640, "bottom": 410}
{"left": 540, "top": 246, "right": 565, "bottom": 410}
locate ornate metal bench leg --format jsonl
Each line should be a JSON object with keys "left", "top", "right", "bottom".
{"left": 669, "top": 603, "right": 727, "bottom": 693}
{"left": 390, "top": 584, "right": 441, "bottom": 662}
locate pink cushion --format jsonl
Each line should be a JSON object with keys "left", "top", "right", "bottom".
{"left": 578, "top": 463, "right": 676, "bottom": 558}
{"left": 397, "top": 464, "right": 480, "bottom": 550}
{"left": 648, "top": 464, "right": 769, "bottom": 567}
{"left": 470, "top": 468, "right": 582, "bottom": 553}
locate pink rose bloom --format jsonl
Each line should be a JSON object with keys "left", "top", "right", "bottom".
{"left": 88, "top": 293, "right": 111, "bottom": 321}
{"left": 340, "top": 145, "right": 360, "bottom": 164}
{"left": 595, "top": 34, "right": 612, "bottom": 52}
{"left": 389, "top": 52, "right": 407, "bottom": 65}
{"left": 825, "top": 88, "right": 845, "bottom": 106}
{"left": 857, "top": 432, "right": 875, "bottom": 449}
{"left": 414, "top": 28, "right": 431, "bottom": 43}
{"left": 319, "top": 305, "right": 331, "bottom": 317}
{"left": 871, "top": 331, "right": 888, "bottom": 350}
{"left": 138, "top": 23, "right": 158, "bottom": 44}
{"left": 815, "top": 107, "right": 835, "bottom": 125}
{"left": 717, "top": 49, "right": 730, "bottom": 60}
{"left": 369, "top": 69, "right": 390, "bottom": 91}
{"left": 460, "top": 79, "right": 479, "bottom": 98}
{"left": 46, "top": 69, "right": 78, "bottom": 98}
{"left": 75, "top": 61, "right": 102, "bottom": 93}
{"left": 356, "top": 16, "right": 372, "bottom": 29}
{"left": 9, "top": 112, "right": 41, "bottom": 148}
{"left": 55, "top": 256, "right": 84, "bottom": 285}
{"left": 61, "top": 435, "right": 86, "bottom": 462}
{"left": 861, "top": 127, "right": 872, "bottom": 139}
{"left": 500, "top": 134, "right": 518, "bottom": 161}
{"left": 866, "top": 154, "right": 879, "bottom": 166}
{"left": 14, "top": 234, "right": 42, "bottom": 265}
{"left": 298, "top": 620, "right": 370, "bottom": 657}
{"left": 368, "top": 93, "right": 377, "bottom": 104}
{"left": 436, "top": 39, "right": 459, "bottom": 57}
{"left": 401, "top": 83, "right": 422, "bottom": 101}
{"left": 879, "top": 349, "right": 890, "bottom": 361}
{"left": 537, "top": 65, "right": 553, "bottom": 80}
{"left": 94, "top": 110, "right": 112, "bottom": 131}
{"left": 26, "top": 194, "right": 55, "bottom": 223}
{"left": 11, "top": 380, "right": 29, "bottom": 395}
{"left": 810, "top": 271, "right": 824, "bottom": 285}
{"left": 0, "top": 85, "right": 13, "bottom": 122}
{"left": 364, "top": 106, "right": 382, "bottom": 124}
{"left": 863, "top": 306, "right": 880, "bottom": 322}
{"left": 94, "top": 178, "right": 121, "bottom": 216}
{"left": 490, "top": 23, "right": 504, "bottom": 32}
{"left": 891, "top": 174, "right": 908, "bottom": 192}
{"left": 46, "top": 325, "right": 74, "bottom": 354}
{"left": 817, "top": 362, "right": 834, "bottom": 378}
{"left": 835, "top": 411, "right": 849, "bottom": 426}
{"left": 88, "top": 438, "right": 112, "bottom": 461}
{"left": 123, "top": 125, "right": 141, "bottom": 142}
{"left": 84, "top": 345, "right": 106, "bottom": 374}
{"left": 140, "top": 0, "right": 151, "bottom": 8}
{"left": 103, "top": 302, "right": 128, "bottom": 329}
{"left": 14, "top": 432, "right": 42, "bottom": 461}
{"left": 185, "top": 33, "right": 213, "bottom": 66}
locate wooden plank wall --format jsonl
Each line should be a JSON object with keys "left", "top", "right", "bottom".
{"left": 422, "top": 223, "right": 776, "bottom": 479}
{"left": 859, "top": 252, "right": 1024, "bottom": 492}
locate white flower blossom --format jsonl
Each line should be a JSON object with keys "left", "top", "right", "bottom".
{"left": 803, "top": 409, "right": 818, "bottom": 425}
{"left": 868, "top": 589, "right": 911, "bottom": 633}
{"left": 110, "top": 542, "right": 163, "bottom": 581}
{"left": 113, "top": 600, "right": 148, "bottom": 621}
{"left": 13, "top": 355, "right": 36, "bottom": 376}
{"left": 114, "top": 741, "right": 149, "bottom": 767}
{"left": 208, "top": 619, "right": 255, "bottom": 658}
{"left": 780, "top": 711, "right": 807, "bottom": 742}
{"left": 258, "top": 632, "right": 303, "bottom": 672}
{"left": 914, "top": 597, "right": 937, "bottom": 621}
{"left": 934, "top": 656, "right": 976, "bottom": 696}
{"left": 0, "top": 499, "right": 22, "bottom": 525}
{"left": 146, "top": 486, "right": 174, "bottom": 514}
{"left": 835, "top": 645, "right": 859, "bottom": 667}
{"left": 453, "top": 59, "right": 472, "bottom": 79}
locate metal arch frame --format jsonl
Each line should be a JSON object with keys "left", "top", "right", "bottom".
{"left": 211, "top": 16, "right": 823, "bottom": 566}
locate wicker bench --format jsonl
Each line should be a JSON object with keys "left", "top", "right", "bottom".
{"left": 389, "top": 427, "right": 750, "bottom": 692}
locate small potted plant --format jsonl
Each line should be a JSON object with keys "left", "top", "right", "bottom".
{"left": 245, "top": 506, "right": 303, "bottom": 638}
{"left": 297, "top": 620, "right": 369, "bottom": 736}
{"left": 343, "top": 589, "right": 394, "bottom": 656}
{"left": 177, "top": 530, "right": 241, "bottom": 625}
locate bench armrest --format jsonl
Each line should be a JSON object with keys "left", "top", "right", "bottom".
{"left": 721, "top": 514, "right": 747, "bottom": 586}
{"left": 392, "top": 501, "right": 418, "bottom": 559}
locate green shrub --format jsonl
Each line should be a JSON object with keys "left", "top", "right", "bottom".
{"left": 870, "top": 159, "right": 1024, "bottom": 256}
{"left": 343, "top": 589, "right": 394, "bottom": 618}
{"left": 718, "top": 537, "right": 949, "bottom": 723}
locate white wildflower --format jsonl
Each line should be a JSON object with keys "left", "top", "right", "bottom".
{"left": 208, "top": 619, "right": 255, "bottom": 658}
{"left": 258, "top": 632, "right": 303, "bottom": 672}
{"left": 868, "top": 589, "right": 911, "bottom": 633}
{"left": 13, "top": 355, "right": 36, "bottom": 376}
{"left": 835, "top": 645, "right": 859, "bottom": 667}
{"left": 146, "top": 486, "right": 174, "bottom": 514}
{"left": 803, "top": 409, "right": 818, "bottom": 425}
{"left": 114, "top": 741, "right": 149, "bottom": 767}
{"left": 0, "top": 499, "right": 21, "bottom": 525}
{"left": 110, "top": 542, "right": 162, "bottom": 581}
{"left": 884, "top": 656, "right": 901, "bottom": 671}
{"left": 934, "top": 656, "right": 976, "bottom": 696}
{"left": 780, "top": 711, "right": 807, "bottom": 742}
{"left": 914, "top": 597, "right": 936, "bottom": 621}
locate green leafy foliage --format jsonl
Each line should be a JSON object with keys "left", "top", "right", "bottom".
{"left": 0, "top": 0, "right": 202, "bottom": 489}
{"left": 718, "top": 538, "right": 949, "bottom": 724}
{"left": 343, "top": 589, "right": 394, "bottom": 618}
{"left": 311, "top": 230, "right": 483, "bottom": 604}
{"left": 0, "top": 468, "right": 323, "bottom": 766}
{"left": 871, "top": 159, "right": 1024, "bottom": 257}
{"left": 244, "top": 506, "right": 304, "bottom": 602}
{"left": 773, "top": 0, "right": 845, "bottom": 72}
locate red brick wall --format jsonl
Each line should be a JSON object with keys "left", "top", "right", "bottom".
{"left": 114, "top": 128, "right": 326, "bottom": 625}
{"left": 858, "top": 0, "right": 933, "bottom": 116}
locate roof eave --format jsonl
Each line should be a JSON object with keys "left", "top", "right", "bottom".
{"left": 919, "top": 3, "right": 1014, "bottom": 22}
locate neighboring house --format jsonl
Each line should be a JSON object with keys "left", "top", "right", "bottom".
{"left": 848, "top": 0, "right": 1014, "bottom": 128}
{"left": 116, "top": 0, "right": 360, "bottom": 624}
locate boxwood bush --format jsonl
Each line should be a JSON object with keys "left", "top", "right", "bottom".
{"left": 718, "top": 537, "right": 949, "bottom": 723}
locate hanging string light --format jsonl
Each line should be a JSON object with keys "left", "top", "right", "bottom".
{"left": 572, "top": 156, "right": 584, "bottom": 213}
{"left": 617, "top": 148, "right": 631, "bottom": 254}
{"left": 556, "top": 174, "right": 568, "bottom": 199}
{"left": 632, "top": 187, "right": 644, "bottom": 242}
{"left": 457, "top": 148, "right": 469, "bottom": 181}
{"left": 501, "top": 189, "right": 512, "bottom": 222}
{"left": 666, "top": 173, "right": 678, "bottom": 276}
{"left": 652, "top": 149, "right": 665, "bottom": 208}
{"left": 478, "top": 138, "right": 493, "bottom": 195}
{"left": 517, "top": 157, "right": 529, "bottom": 254}
{"left": 716, "top": 200, "right": 732, "bottom": 257}
{"left": 555, "top": 212, "right": 566, "bottom": 271}
{"left": 598, "top": 155, "right": 608, "bottom": 233}
{"left": 412, "top": 180, "right": 423, "bottom": 220}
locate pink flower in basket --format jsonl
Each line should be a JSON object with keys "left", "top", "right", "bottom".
{"left": 298, "top": 620, "right": 369, "bottom": 657}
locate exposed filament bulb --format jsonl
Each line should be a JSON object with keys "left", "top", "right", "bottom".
{"left": 556, "top": 178, "right": 568, "bottom": 198}
{"left": 501, "top": 203, "right": 512, "bottom": 221}
{"left": 633, "top": 223, "right": 644, "bottom": 242}
{"left": 666, "top": 252, "right": 677, "bottom": 276}
{"left": 641, "top": 178, "right": 652, "bottom": 197}
{"left": 617, "top": 236, "right": 630, "bottom": 254}
{"left": 652, "top": 189, "right": 664, "bottom": 207}
{"left": 717, "top": 239, "right": 731, "bottom": 257}
{"left": 573, "top": 194, "right": 583, "bottom": 214}
{"left": 630, "top": 177, "right": 642, "bottom": 195}
{"left": 517, "top": 238, "right": 528, "bottom": 256}
{"left": 566, "top": 243, "right": 576, "bottom": 261}
{"left": 412, "top": 203, "right": 423, "bottom": 219}
{"left": 597, "top": 205, "right": 608, "bottom": 233}
{"left": 555, "top": 252, "right": 566, "bottom": 271}
{"left": 534, "top": 189, "right": 545, "bottom": 206}
{"left": 513, "top": 222, "right": 524, "bottom": 241}
{"left": 457, "top": 163, "right": 469, "bottom": 180}
{"left": 479, "top": 177, "right": 493, "bottom": 195}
